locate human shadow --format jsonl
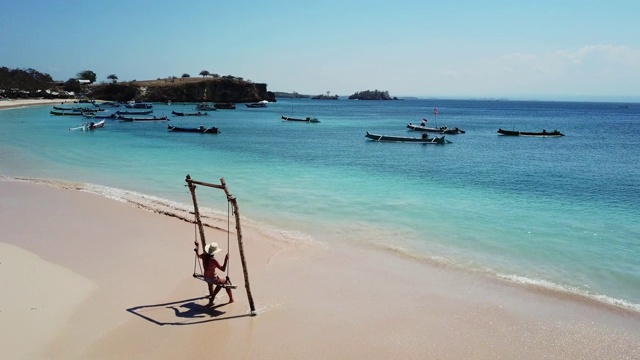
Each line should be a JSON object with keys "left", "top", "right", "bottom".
{"left": 127, "top": 296, "right": 252, "bottom": 326}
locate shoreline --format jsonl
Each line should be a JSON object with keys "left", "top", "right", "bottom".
{"left": 0, "top": 98, "right": 77, "bottom": 110}
{"left": 7, "top": 175, "right": 640, "bottom": 315}
{"left": 2, "top": 177, "right": 640, "bottom": 359}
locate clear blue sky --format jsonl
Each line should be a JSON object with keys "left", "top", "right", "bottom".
{"left": 1, "top": 0, "right": 639, "bottom": 100}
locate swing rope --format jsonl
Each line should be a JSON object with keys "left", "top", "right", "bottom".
{"left": 191, "top": 198, "right": 236, "bottom": 289}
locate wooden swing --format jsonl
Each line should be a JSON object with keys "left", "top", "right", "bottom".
{"left": 192, "top": 199, "right": 237, "bottom": 289}
{"left": 185, "top": 174, "right": 256, "bottom": 315}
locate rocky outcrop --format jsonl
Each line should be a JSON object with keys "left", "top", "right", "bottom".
{"left": 90, "top": 78, "right": 276, "bottom": 103}
{"left": 348, "top": 90, "right": 396, "bottom": 100}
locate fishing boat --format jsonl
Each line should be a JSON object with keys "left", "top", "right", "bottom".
{"left": 83, "top": 113, "right": 118, "bottom": 119}
{"left": 365, "top": 131, "right": 448, "bottom": 144}
{"left": 118, "top": 115, "right": 169, "bottom": 122}
{"left": 124, "top": 102, "right": 153, "bottom": 109}
{"left": 281, "top": 115, "right": 320, "bottom": 123}
{"left": 50, "top": 110, "right": 84, "bottom": 116}
{"left": 167, "top": 125, "right": 220, "bottom": 134}
{"left": 497, "top": 128, "right": 564, "bottom": 137}
{"left": 406, "top": 123, "right": 465, "bottom": 134}
{"left": 246, "top": 100, "right": 268, "bottom": 108}
{"left": 53, "top": 106, "right": 74, "bottom": 111}
{"left": 214, "top": 103, "right": 236, "bottom": 110}
{"left": 171, "top": 110, "right": 209, "bottom": 116}
{"left": 116, "top": 109, "right": 153, "bottom": 115}
{"left": 69, "top": 120, "right": 106, "bottom": 131}
{"left": 195, "top": 103, "right": 217, "bottom": 111}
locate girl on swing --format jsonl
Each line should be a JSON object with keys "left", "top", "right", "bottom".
{"left": 194, "top": 241, "right": 234, "bottom": 306}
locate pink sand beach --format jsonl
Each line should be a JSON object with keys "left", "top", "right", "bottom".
{"left": 1, "top": 177, "right": 639, "bottom": 360}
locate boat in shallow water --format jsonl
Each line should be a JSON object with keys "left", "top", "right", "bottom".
{"left": 406, "top": 123, "right": 465, "bottom": 134}
{"left": 118, "top": 115, "right": 169, "bottom": 122}
{"left": 167, "top": 125, "right": 220, "bottom": 134}
{"left": 365, "top": 131, "right": 448, "bottom": 144}
{"left": 281, "top": 115, "right": 320, "bottom": 123}
{"left": 497, "top": 128, "right": 564, "bottom": 137}
{"left": 172, "top": 111, "right": 209, "bottom": 116}
{"left": 68, "top": 119, "right": 106, "bottom": 131}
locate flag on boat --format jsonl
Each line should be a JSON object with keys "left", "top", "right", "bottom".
{"left": 422, "top": 118, "right": 427, "bottom": 123}
{"left": 434, "top": 108, "right": 438, "bottom": 115}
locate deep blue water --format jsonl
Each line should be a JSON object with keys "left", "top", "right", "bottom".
{"left": 1, "top": 98, "right": 639, "bottom": 310}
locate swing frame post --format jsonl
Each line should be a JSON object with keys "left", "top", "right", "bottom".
{"left": 185, "top": 175, "right": 207, "bottom": 251}
{"left": 185, "top": 174, "right": 257, "bottom": 316}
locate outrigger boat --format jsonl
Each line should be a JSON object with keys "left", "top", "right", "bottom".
{"left": 406, "top": 123, "right": 465, "bottom": 134}
{"left": 167, "top": 125, "right": 220, "bottom": 134}
{"left": 214, "top": 103, "right": 236, "bottom": 110}
{"left": 365, "top": 131, "right": 448, "bottom": 144}
{"left": 83, "top": 113, "right": 118, "bottom": 119}
{"left": 116, "top": 109, "right": 153, "bottom": 115}
{"left": 50, "top": 110, "right": 84, "bottom": 116}
{"left": 69, "top": 120, "right": 106, "bottom": 131}
{"left": 246, "top": 100, "right": 268, "bottom": 108}
{"left": 172, "top": 110, "right": 209, "bottom": 116}
{"left": 195, "top": 103, "right": 217, "bottom": 111}
{"left": 281, "top": 115, "right": 320, "bottom": 123}
{"left": 497, "top": 128, "right": 564, "bottom": 137}
{"left": 118, "top": 115, "right": 169, "bottom": 122}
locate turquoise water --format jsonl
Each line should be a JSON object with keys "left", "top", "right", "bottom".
{"left": 2, "top": 99, "right": 639, "bottom": 310}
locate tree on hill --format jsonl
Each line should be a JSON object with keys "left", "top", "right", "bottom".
{"left": 77, "top": 70, "right": 96, "bottom": 83}
{"left": 199, "top": 70, "right": 210, "bottom": 77}
{"left": 107, "top": 74, "right": 118, "bottom": 83}
{"left": 63, "top": 78, "right": 81, "bottom": 93}
{"left": 181, "top": 73, "right": 190, "bottom": 80}
{"left": 0, "top": 67, "right": 53, "bottom": 92}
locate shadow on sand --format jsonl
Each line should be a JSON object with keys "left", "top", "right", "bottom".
{"left": 127, "top": 296, "right": 252, "bottom": 326}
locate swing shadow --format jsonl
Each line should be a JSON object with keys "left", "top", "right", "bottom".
{"left": 126, "top": 295, "right": 253, "bottom": 326}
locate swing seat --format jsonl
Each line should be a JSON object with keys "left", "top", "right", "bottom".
{"left": 193, "top": 274, "right": 238, "bottom": 289}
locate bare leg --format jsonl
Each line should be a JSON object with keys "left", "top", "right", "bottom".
{"left": 226, "top": 288, "right": 234, "bottom": 303}
{"left": 211, "top": 285, "right": 223, "bottom": 302}
{"left": 207, "top": 284, "right": 215, "bottom": 306}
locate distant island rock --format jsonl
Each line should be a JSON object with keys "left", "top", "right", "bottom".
{"left": 312, "top": 93, "right": 339, "bottom": 100}
{"left": 348, "top": 90, "right": 398, "bottom": 100}
{"left": 273, "top": 91, "right": 311, "bottom": 99}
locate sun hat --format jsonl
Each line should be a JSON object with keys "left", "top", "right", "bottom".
{"left": 204, "top": 242, "right": 222, "bottom": 255}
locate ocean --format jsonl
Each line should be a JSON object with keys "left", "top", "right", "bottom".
{"left": 2, "top": 98, "right": 639, "bottom": 311}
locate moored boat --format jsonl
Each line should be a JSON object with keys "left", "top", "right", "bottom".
{"left": 246, "top": 100, "right": 268, "bottom": 108}
{"left": 167, "top": 125, "right": 220, "bottom": 134}
{"left": 69, "top": 119, "right": 106, "bottom": 131}
{"left": 116, "top": 109, "right": 153, "bottom": 115}
{"left": 50, "top": 110, "right": 84, "bottom": 116}
{"left": 497, "top": 128, "right": 564, "bottom": 137}
{"left": 406, "top": 123, "right": 465, "bottom": 134}
{"left": 281, "top": 115, "right": 320, "bottom": 123}
{"left": 195, "top": 103, "right": 216, "bottom": 111}
{"left": 118, "top": 115, "right": 169, "bottom": 122}
{"left": 172, "top": 110, "right": 209, "bottom": 116}
{"left": 124, "top": 102, "right": 153, "bottom": 109}
{"left": 365, "top": 131, "right": 448, "bottom": 144}
{"left": 83, "top": 113, "right": 118, "bottom": 119}
{"left": 214, "top": 103, "right": 236, "bottom": 110}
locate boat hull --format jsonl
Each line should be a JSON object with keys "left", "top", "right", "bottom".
{"left": 281, "top": 115, "right": 320, "bottom": 123}
{"left": 171, "top": 111, "right": 209, "bottom": 116}
{"left": 406, "top": 123, "right": 465, "bottom": 134}
{"left": 167, "top": 125, "right": 220, "bottom": 134}
{"left": 365, "top": 132, "right": 446, "bottom": 144}
{"left": 497, "top": 128, "right": 564, "bottom": 137}
{"left": 118, "top": 116, "right": 168, "bottom": 122}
